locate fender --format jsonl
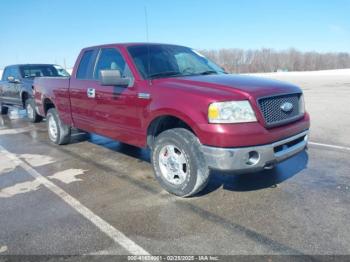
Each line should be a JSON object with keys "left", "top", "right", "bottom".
{"left": 145, "top": 108, "right": 203, "bottom": 139}
{"left": 40, "top": 94, "right": 56, "bottom": 115}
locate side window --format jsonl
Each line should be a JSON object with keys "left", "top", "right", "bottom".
{"left": 12, "top": 67, "right": 21, "bottom": 79}
{"left": 94, "top": 48, "right": 132, "bottom": 79}
{"left": 2, "top": 67, "right": 10, "bottom": 81}
{"left": 3, "top": 67, "right": 20, "bottom": 80}
{"left": 76, "top": 50, "right": 96, "bottom": 79}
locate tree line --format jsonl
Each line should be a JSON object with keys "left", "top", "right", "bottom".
{"left": 200, "top": 48, "right": 350, "bottom": 73}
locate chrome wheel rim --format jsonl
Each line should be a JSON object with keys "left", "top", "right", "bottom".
{"left": 48, "top": 115, "right": 58, "bottom": 141}
{"left": 26, "top": 103, "right": 34, "bottom": 120}
{"left": 158, "top": 144, "right": 189, "bottom": 185}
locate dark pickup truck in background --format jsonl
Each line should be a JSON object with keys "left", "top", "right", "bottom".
{"left": 34, "top": 43, "right": 310, "bottom": 197}
{"left": 0, "top": 64, "right": 69, "bottom": 122}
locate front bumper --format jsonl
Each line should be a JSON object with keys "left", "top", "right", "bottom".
{"left": 201, "top": 130, "right": 309, "bottom": 173}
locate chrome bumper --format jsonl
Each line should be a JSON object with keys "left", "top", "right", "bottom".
{"left": 201, "top": 130, "right": 309, "bottom": 173}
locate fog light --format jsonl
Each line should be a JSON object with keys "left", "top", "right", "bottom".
{"left": 246, "top": 151, "right": 260, "bottom": 166}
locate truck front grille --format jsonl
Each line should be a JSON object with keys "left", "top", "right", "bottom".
{"left": 258, "top": 93, "right": 303, "bottom": 127}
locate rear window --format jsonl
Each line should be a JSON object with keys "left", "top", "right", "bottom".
{"left": 20, "top": 65, "right": 69, "bottom": 78}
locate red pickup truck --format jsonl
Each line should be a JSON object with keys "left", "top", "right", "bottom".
{"left": 34, "top": 43, "right": 310, "bottom": 197}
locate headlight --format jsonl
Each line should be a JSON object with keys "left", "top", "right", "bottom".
{"left": 299, "top": 94, "right": 305, "bottom": 114}
{"left": 208, "top": 101, "right": 257, "bottom": 123}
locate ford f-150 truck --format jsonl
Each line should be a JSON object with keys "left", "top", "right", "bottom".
{"left": 0, "top": 64, "right": 69, "bottom": 122}
{"left": 33, "top": 43, "right": 310, "bottom": 197}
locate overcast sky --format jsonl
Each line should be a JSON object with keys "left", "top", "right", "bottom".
{"left": 0, "top": 0, "right": 349, "bottom": 68}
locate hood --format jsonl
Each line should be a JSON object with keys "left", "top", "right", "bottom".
{"left": 22, "top": 78, "right": 34, "bottom": 84}
{"left": 163, "top": 74, "right": 302, "bottom": 98}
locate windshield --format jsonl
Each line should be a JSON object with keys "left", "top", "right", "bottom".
{"left": 127, "top": 45, "right": 226, "bottom": 79}
{"left": 20, "top": 65, "right": 70, "bottom": 78}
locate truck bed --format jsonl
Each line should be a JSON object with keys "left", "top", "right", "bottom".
{"left": 34, "top": 77, "right": 72, "bottom": 125}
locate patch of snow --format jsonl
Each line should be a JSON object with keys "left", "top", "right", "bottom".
{"left": 48, "top": 169, "right": 87, "bottom": 184}
{"left": 0, "top": 180, "right": 41, "bottom": 198}
{"left": 0, "top": 245, "right": 8, "bottom": 254}
{"left": 0, "top": 157, "right": 18, "bottom": 174}
{"left": 247, "top": 68, "right": 350, "bottom": 77}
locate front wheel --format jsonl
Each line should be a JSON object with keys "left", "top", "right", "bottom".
{"left": 25, "top": 98, "right": 43, "bottom": 123}
{"left": 151, "top": 128, "right": 210, "bottom": 197}
{"left": 47, "top": 108, "right": 71, "bottom": 145}
{"left": 0, "top": 102, "right": 8, "bottom": 115}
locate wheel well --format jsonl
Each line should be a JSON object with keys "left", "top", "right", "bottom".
{"left": 43, "top": 98, "right": 55, "bottom": 115}
{"left": 147, "top": 116, "right": 195, "bottom": 148}
{"left": 21, "top": 92, "right": 29, "bottom": 107}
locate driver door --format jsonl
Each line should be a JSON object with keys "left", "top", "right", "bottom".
{"left": 8, "top": 66, "right": 22, "bottom": 105}
{"left": 91, "top": 47, "right": 141, "bottom": 143}
{"left": 1, "top": 66, "right": 20, "bottom": 105}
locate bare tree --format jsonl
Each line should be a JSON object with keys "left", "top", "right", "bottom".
{"left": 200, "top": 48, "right": 350, "bottom": 73}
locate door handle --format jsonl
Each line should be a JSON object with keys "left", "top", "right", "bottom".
{"left": 138, "top": 93, "right": 151, "bottom": 99}
{"left": 87, "top": 88, "right": 95, "bottom": 98}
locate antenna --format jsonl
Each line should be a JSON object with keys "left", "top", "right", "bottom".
{"left": 144, "top": 6, "right": 151, "bottom": 82}
{"left": 144, "top": 6, "right": 149, "bottom": 42}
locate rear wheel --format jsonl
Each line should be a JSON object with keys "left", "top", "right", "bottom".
{"left": 25, "top": 98, "right": 43, "bottom": 123}
{"left": 47, "top": 108, "right": 71, "bottom": 145}
{"left": 151, "top": 128, "right": 210, "bottom": 197}
{"left": 0, "top": 102, "right": 8, "bottom": 115}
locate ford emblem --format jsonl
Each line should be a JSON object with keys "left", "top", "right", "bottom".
{"left": 280, "top": 102, "right": 293, "bottom": 112}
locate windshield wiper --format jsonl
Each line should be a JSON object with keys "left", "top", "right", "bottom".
{"left": 149, "top": 71, "right": 181, "bottom": 79}
{"left": 197, "top": 70, "right": 218, "bottom": 75}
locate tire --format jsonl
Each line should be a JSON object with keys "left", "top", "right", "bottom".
{"left": 0, "top": 103, "right": 8, "bottom": 115}
{"left": 25, "top": 98, "right": 43, "bottom": 123}
{"left": 46, "top": 108, "right": 71, "bottom": 145}
{"left": 151, "top": 128, "right": 210, "bottom": 197}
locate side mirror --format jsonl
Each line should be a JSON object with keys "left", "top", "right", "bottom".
{"left": 100, "top": 70, "right": 131, "bottom": 87}
{"left": 7, "top": 76, "right": 20, "bottom": 83}
{"left": 7, "top": 76, "right": 15, "bottom": 82}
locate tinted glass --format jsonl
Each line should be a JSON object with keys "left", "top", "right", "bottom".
{"left": 2, "top": 66, "right": 20, "bottom": 80}
{"left": 76, "top": 50, "right": 95, "bottom": 79}
{"left": 53, "top": 65, "right": 70, "bottom": 77}
{"left": 94, "top": 48, "right": 132, "bottom": 79}
{"left": 2, "top": 67, "right": 11, "bottom": 81}
{"left": 20, "top": 65, "right": 69, "bottom": 79}
{"left": 127, "top": 45, "right": 225, "bottom": 79}
{"left": 11, "top": 67, "right": 21, "bottom": 79}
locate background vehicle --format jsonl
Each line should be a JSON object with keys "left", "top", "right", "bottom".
{"left": 34, "top": 43, "right": 310, "bottom": 197}
{"left": 0, "top": 64, "right": 69, "bottom": 122}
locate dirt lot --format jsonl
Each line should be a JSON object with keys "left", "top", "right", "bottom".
{"left": 0, "top": 71, "right": 349, "bottom": 260}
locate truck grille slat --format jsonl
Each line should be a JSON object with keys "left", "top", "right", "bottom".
{"left": 258, "top": 93, "right": 302, "bottom": 127}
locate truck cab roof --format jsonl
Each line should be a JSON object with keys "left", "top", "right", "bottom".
{"left": 81, "top": 42, "right": 186, "bottom": 51}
